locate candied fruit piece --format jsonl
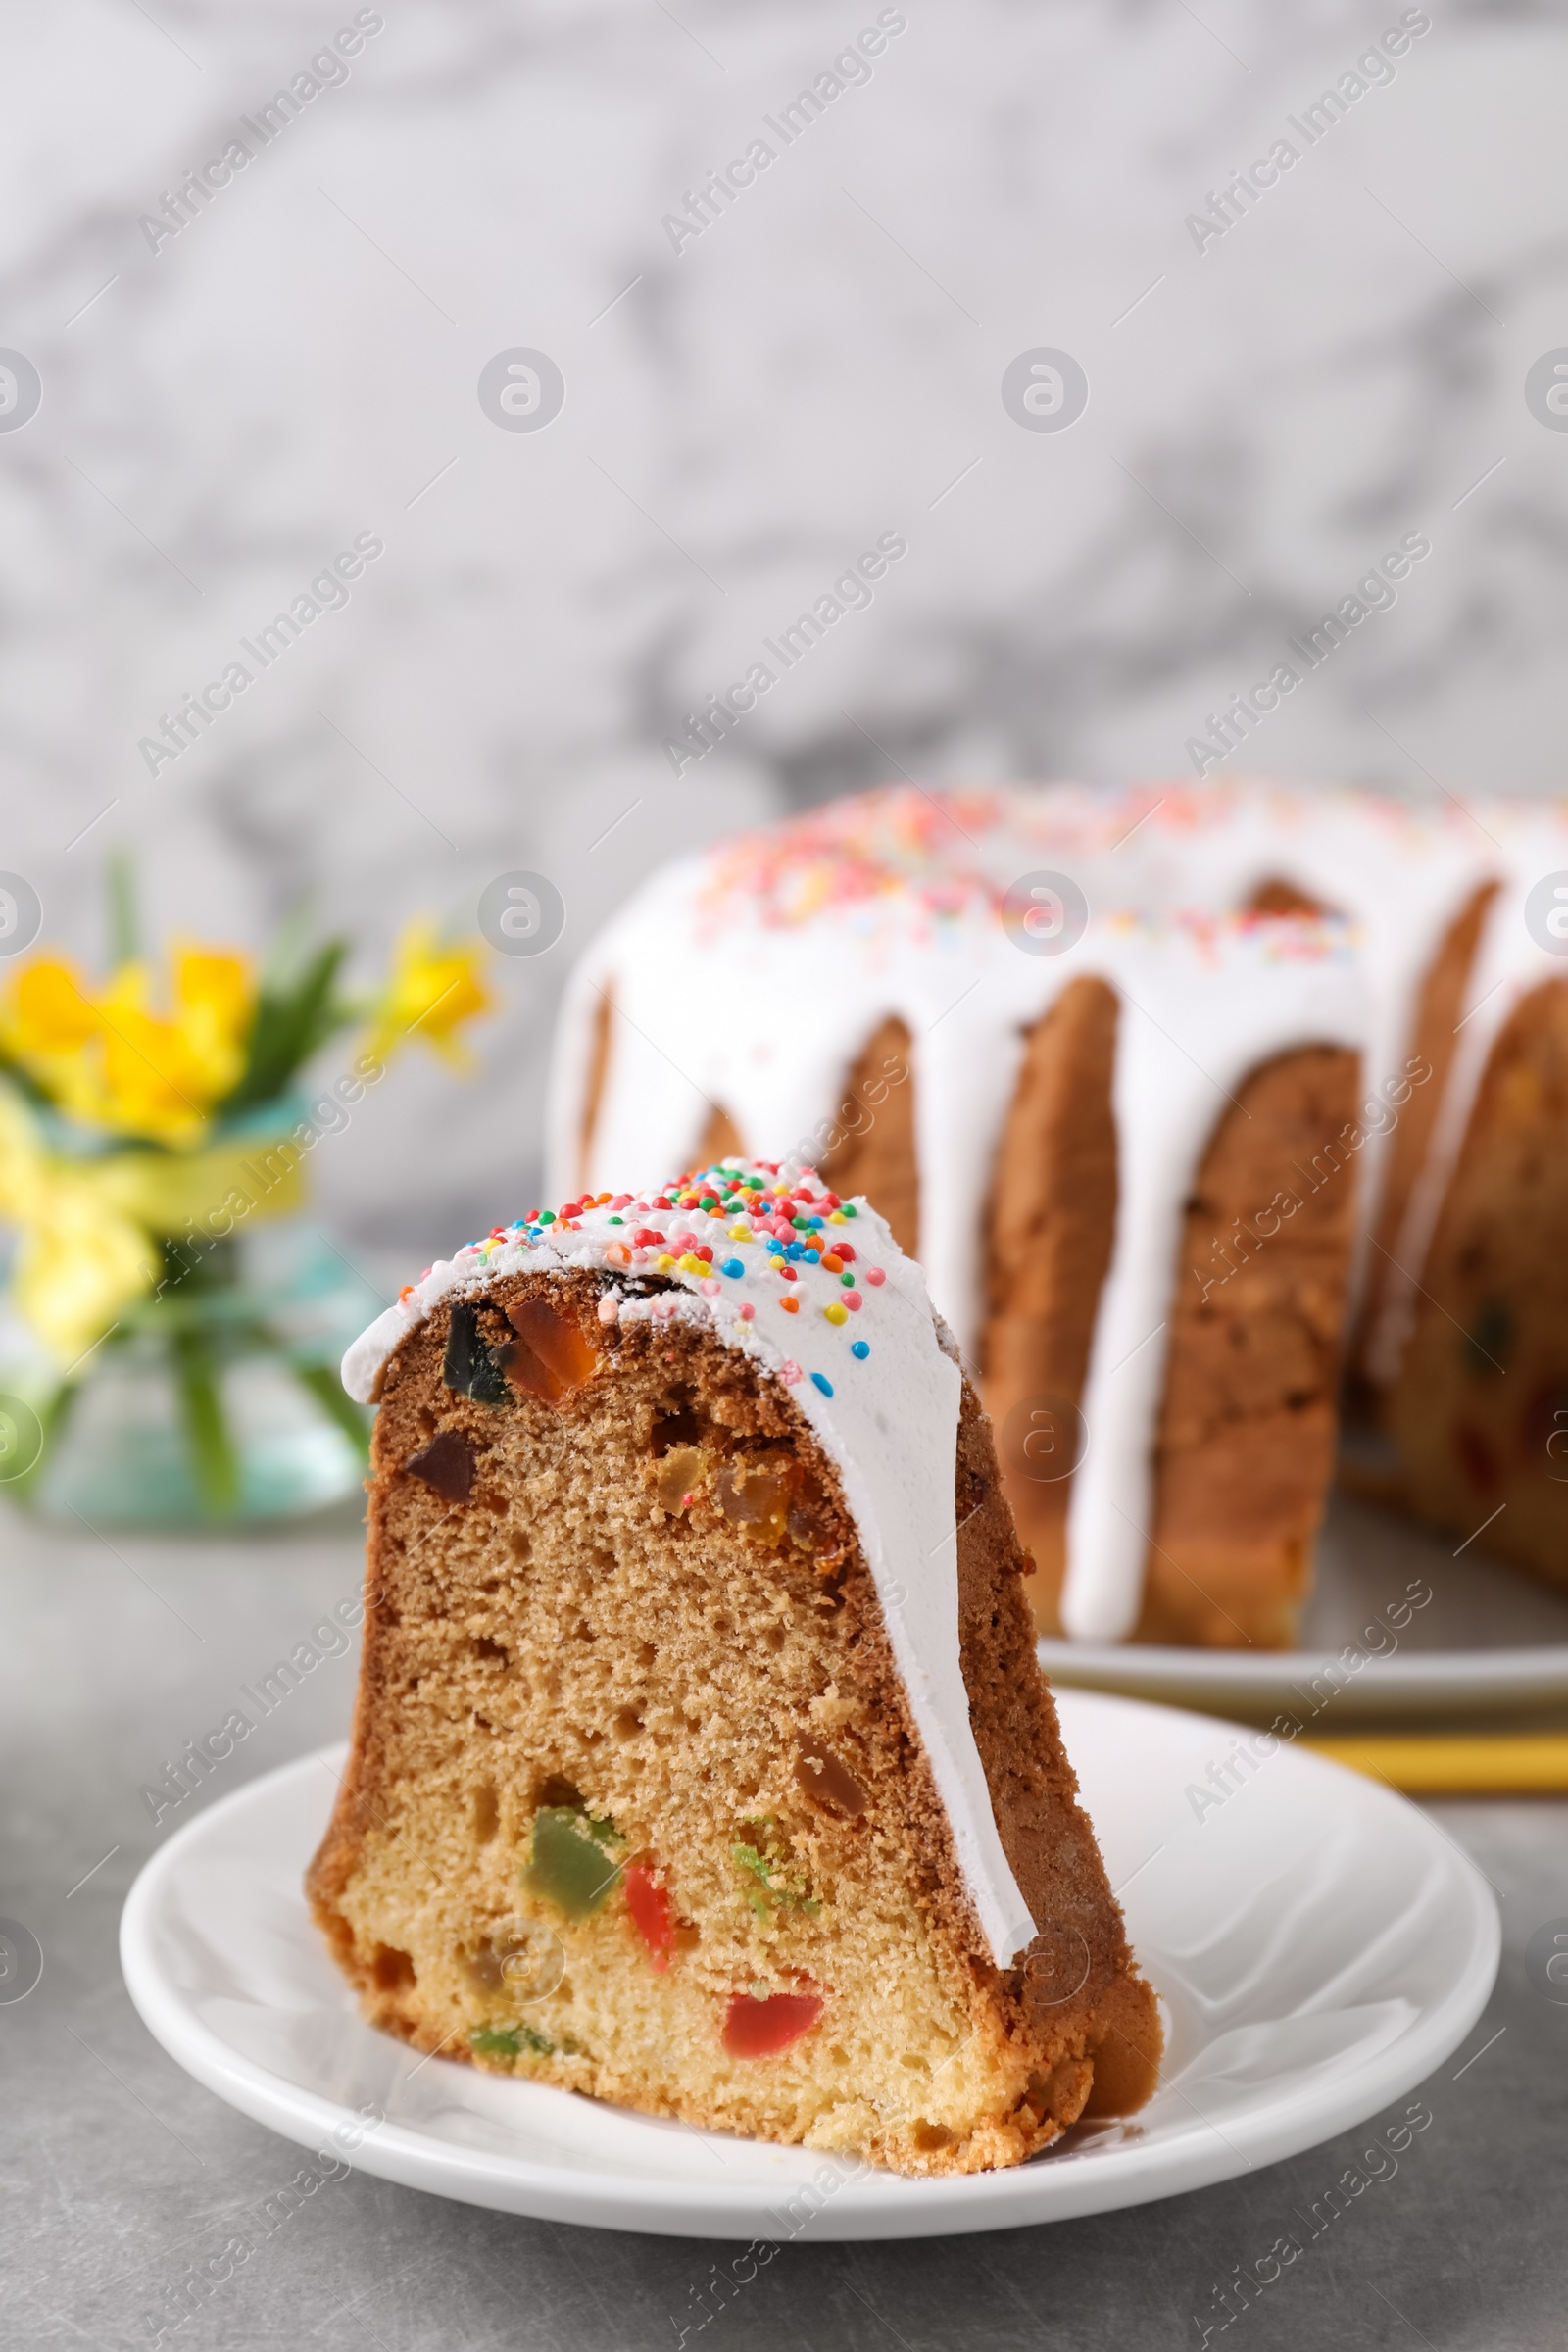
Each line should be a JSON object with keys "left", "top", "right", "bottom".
{"left": 505, "top": 1296, "right": 600, "bottom": 1406}
{"left": 624, "top": 1860, "right": 674, "bottom": 1971}
{"left": 715, "top": 1455, "right": 793, "bottom": 1545}
{"left": 470, "top": 2022, "right": 556, "bottom": 2061}
{"left": 786, "top": 1472, "right": 846, "bottom": 1569}
{"left": 732, "top": 1818, "right": 818, "bottom": 1922}
{"left": 443, "top": 1299, "right": 511, "bottom": 1405}
{"left": 522, "top": 1806, "right": 622, "bottom": 1918}
{"left": 656, "top": 1445, "right": 708, "bottom": 1511}
{"left": 1463, "top": 1298, "right": 1513, "bottom": 1377}
{"left": 722, "top": 1989, "right": 824, "bottom": 2058}
{"left": 1455, "top": 1419, "right": 1501, "bottom": 1498}
{"left": 795, "top": 1732, "right": 867, "bottom": 1817}
{"left": 403, "top": 1427, "right": 476, "bottom": 1502}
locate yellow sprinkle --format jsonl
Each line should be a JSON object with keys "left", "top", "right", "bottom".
{"left": 679, "top": 1252, "right": 706, "bottom": 1275}
{"left": 729, "top": 1225, "right": 752, "bottom": 1241}
{"left": 823, "top": 1302, "right": 849, "bottom": 1325}
{"left": 656, "top": 1253, "right": 676, "bottom": 1272}
{"left": 827, "top": 1211, "right": 849, "bottom": 1224}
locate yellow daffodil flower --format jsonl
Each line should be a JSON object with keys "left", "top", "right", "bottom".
{"left": 361, "top": 921, "right": 492, "bottom": 1071}
{"left": 0, "top": 946, "right": 255, "bottom": 1144}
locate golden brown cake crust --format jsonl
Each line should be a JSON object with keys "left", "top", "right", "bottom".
{"left": 308, "top": 1268, "right": 1159, "bottom": 2174}
{"left": 980, "top": 976, "right": 1119, "bottom": 1623}
{"left": 818, "top": 1018, "right": 919, "bottom": 1261}
{"left": 1350, "top": 880, "right": 1497, "bottom": 1394}
{"left": 1141, "top": 1044, "right": 1361, "bottom": 1648}
{"left": 980, "top": 1007, "right": 1361, "bottom": 1648}
{"left": 1386, "top": 977, "right": 1568, "bottom": 1589}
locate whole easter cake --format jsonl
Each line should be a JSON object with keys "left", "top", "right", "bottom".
{"left": 551, "top": 780, "right": 1568, "bottom": 1642}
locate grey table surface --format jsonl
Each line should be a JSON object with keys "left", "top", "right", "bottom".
{"left": 4, "top": 1506, "right": 1565, "bottom": 2352}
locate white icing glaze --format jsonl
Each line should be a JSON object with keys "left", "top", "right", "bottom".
{"left": 1366, "top": 798, "right": 1568, "bottom": 1383}
{"left": 547, "top": 780, "right": 1556, "bottom": 1642}
{"left": 342, "top": 1161, "right": 1037, "bottom": 1970}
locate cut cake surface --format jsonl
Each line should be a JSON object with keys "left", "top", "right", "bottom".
{"left": 310, "top": 1160, "right": 1160, "bottom": 2175}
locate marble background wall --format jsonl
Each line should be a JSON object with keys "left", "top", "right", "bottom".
{"left": 3, "top": 0, "right": 1566, "bottom": 1258}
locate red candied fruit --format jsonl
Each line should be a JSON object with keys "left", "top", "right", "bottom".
{"left": 1455, "top": 1419, "right": 1501, "bottom": 1497}
{"left": 624, "top": 1861, "right": 674, "bottom": 1971}
{"left": 722, "top": 1989, "right": 824, "bottom": 2059}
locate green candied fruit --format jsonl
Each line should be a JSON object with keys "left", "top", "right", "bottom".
{"left": 1464, "top": 1298, "right": 1514, "bottom": 1378}
{"left": 522, "top": 1805, "right": 622, "bottom": 1919}
{"left": 470, "top": 2022, "right": 555, "bottom": 2061}
{"left": 732, "top": 1816, "right": 819, "bottom": 1926}
{"left": 442, "top": 1299, "right": 511, "bottom": 1406}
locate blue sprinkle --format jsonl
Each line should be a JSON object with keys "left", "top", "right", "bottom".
{"left": 809, "top": 1372, "right": 834, "bottom": 1396}
{"left": 785, "top": 1241, "right": 806, "bottom": 1260}
{"left": 721, "top": 1256, "right": 745, "bottom": 1278}
{"left": 850, "top": 1340, "right": 869, "bottom": 1360}
{"left": 805, "top": 1248, "right": 822, "bottom": 1264}
{"left": 808, "top": 1215, "right": 824, "bottom": 1229}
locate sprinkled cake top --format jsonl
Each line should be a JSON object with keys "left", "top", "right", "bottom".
{"left": 692, "top": 776, "right": 1511, "bottom": 937}
{"left": 343, "top": 1158, "right": 894, "bottom": 1408}
{"left": 341, "top": 1157, "right": 1037, "bottom": 1969}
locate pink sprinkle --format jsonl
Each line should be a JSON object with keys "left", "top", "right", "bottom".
{"left": 651, "top": 1298, "right": 676, "bottom": 1321}
{"left": 844, "top": 1292, "right": 862, "bottom": 1312}
{"left": 597, "top": 1296, "right": 618, "bottom": 1325}
{"left": 700, "top": 1277, "right": 721, "bottom": 1296}
{"left": 610, "top": 1194, "right": 633, "bottom": 1209}
{"left": 779, "top": 1358, "right": 803, "bottom": 1384}
{"left": 738, "top": 1302, "right": 756, "bottom": 1321}
{"left": 864, "top": 1265, "right": 886, "bottom": 1286}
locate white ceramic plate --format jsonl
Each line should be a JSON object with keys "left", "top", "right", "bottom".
{"left": 120, "top": 1691, "right": 1498, "bottom": 2240}
{"left": 1041, "top": 1490, "right": 1568, "bottom": 1719}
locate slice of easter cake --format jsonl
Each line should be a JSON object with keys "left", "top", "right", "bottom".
{"left": 307, "top": 1158, "right": 1160, "bottom": 2175}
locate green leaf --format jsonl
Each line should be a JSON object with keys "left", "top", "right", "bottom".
{"left": 220, "top": 937, "right": 352, "bottom": 1115}
{"left": 291, "top": 1361, "right": 371, "bottom": 1458}
{"left": 172, "top": 1326, "right": 240, "bottom": 1514}
{"left": 2, "top": 1382, "right": 78, "bottom": 1506}
{"left": 0, "top": 1054, "right": 59, "bottom": 1115}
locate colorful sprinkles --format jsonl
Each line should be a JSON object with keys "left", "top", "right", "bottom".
{"left": 400, "top": 1161, "right": 885, "bottom": 1405}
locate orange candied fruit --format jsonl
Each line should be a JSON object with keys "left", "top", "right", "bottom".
{"left": 505, "top": 1296, "right": 599, "bottom": 1406}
